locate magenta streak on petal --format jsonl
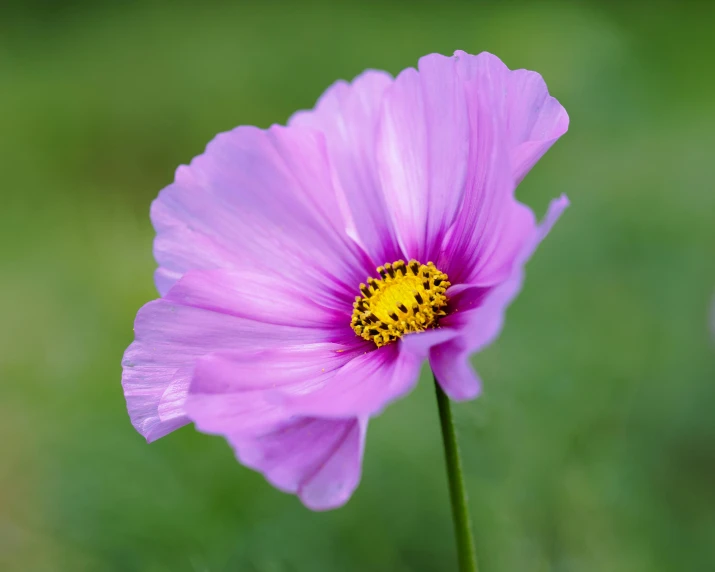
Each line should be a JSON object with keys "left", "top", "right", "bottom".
{"left": 437, "top": 54, "right": 517, "bottom": 286}
{"left": 435, "top": 52, "right": 569, "bottom": 287}
{"left": 429, "top": 195, "right": 569, "bottom": 400}
{"left": 283, "top": 342, "right": 423, "bottom": 418}
{"left": 376, "top": 55, "right": 470, "bottom": 263}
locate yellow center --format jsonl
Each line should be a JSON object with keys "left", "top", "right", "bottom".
{"left": 350, "top": 260, "right": 451, "bottom": 347}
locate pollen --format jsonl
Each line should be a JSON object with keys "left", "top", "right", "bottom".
{"left": 350, "top": 260, "right": 451, "bottom": 347}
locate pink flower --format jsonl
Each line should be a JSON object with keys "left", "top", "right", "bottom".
{"left": 122, "top": 51, "right": 569, "bottom": 510}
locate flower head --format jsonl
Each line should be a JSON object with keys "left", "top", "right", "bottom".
{"left": 122, "top": 51, "right": 569, "bottom": 510}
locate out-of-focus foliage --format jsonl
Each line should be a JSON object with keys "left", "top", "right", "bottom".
{"left": 1, "top": 1, "right": 714, "bottom": 570}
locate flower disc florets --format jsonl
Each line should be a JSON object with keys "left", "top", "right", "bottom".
{"left": 351, "top": 260, "right": 451, "bottom": 347}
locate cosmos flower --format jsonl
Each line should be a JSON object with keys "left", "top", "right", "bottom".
{"left": 122, "top": 50, "right": 569, "bottom": 510}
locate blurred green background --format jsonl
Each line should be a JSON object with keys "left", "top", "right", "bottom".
{"left": 2, "top": 1, "right": 714, "bottom": 570}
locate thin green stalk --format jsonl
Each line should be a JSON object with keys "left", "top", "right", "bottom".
{"left": 434, "top": 375, "right": 479, "bottom": 572}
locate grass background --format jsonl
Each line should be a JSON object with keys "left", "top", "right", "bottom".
{"left": 1, "top": 1, "right": 714, "bottom": 570}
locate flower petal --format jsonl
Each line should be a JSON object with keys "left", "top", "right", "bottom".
{"left": 122, "top": 269, "right": 348, "bottom": 442}
{"left": 152, "top": 124, "right": 371, "bottom": 298}
{"left": 506, "top": 74, "right": 569, "bottom": 185}
{"left": 376, "top": 54, "right": 470, "bottom": 261}
{"left": 166, "top": 268, "right": 349, "bottom": 326}
{"left": 440, "top": 52, "right": 567, "bottom": 286}
{"left": 290, "top": 70, "right": 402, "bottom": 265}
{"left": 453, "top": 50, "right": 569, "bottom": 184}
{"left": 285, "top": 343, "right": 424, "bottom": 418}
{"left": 234, "top": 416, "right": 367, "bottom": 511}
{"left": 437, "top": 52, "right": 520, "bottom": 285}
{"left": 430, "top": 339, "right": 483, "bottom": 400}
{"left": 430, "top": 195, "right": 569, "bottom": 399}
{"left": 184, "top": 343, "right": 364, "bottom": 434}
{"left": 122, "top": 300, "right": 243, "bottom": 442}
{"left": 186, "top": 344, "right": 368, "bottom": 510}
{"left": 447, "top": 198, "right": 537, "bottom": 288}
{"left": 187, "top": 340, "right": 420, "bottom": 421}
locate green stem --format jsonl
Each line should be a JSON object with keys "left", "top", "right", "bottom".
{"left": 434, "top": 375, "right": 479, "bottom": 572}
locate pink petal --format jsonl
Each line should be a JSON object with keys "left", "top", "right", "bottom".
{"left": 166, "top": 268, "right": 348, "bottom": 326}
{"left": 290, "top": 71, "right": 402, "bottom": 265}
{"left": 186, "top": 339, "right": 420, "bottom": 421}
{"left": 185, "top": 343, "right": 368, "bottom": 509}
{"left": 152, "top": 124, "right": 371, "bottom": 299}
{"left": 284, "top": 343, "right": 424, "bottom": 418}
{"left": 122, "top": 269, "right": 349, "bottom": 442}
{"left": 430, "top": 195, "right": 569, "bottom": 400}
{"left": 232, "top": 416, "right": 367, "bottom": 511}
{"left": 156, "top": 372, "right": 191, "bottom": 427}
{"left": 398, "top": 327, "right": 461, "bottom": 357}
{"left": 430, "top": 338, "right": 483, "bottom": 400}
{"left": 371, "top": 51, "right": 554, "bottom": 288}
{"left": 376, "top": 54, "right": 470, "bottom": 261}
{"left": 453, "top": 51, "right": 569, "bottom": 185}
{"left": 505, "top": 72, "right": 569, "bottom": 185}
{"left": 439, "top": 51, "right": 567, "bottom": 285}
{"left": 438, "top": 52, "right": 520, "bottom": 285}
{"left": 184, "top": 343, "right": 364, "bottom": 434}
{"left": 122, "top": 300, "right": 246, "bottom": 442}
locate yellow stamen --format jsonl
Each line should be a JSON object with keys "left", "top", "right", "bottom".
{"left": 350, "top": 260, "right": 451, "bottom": 347}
